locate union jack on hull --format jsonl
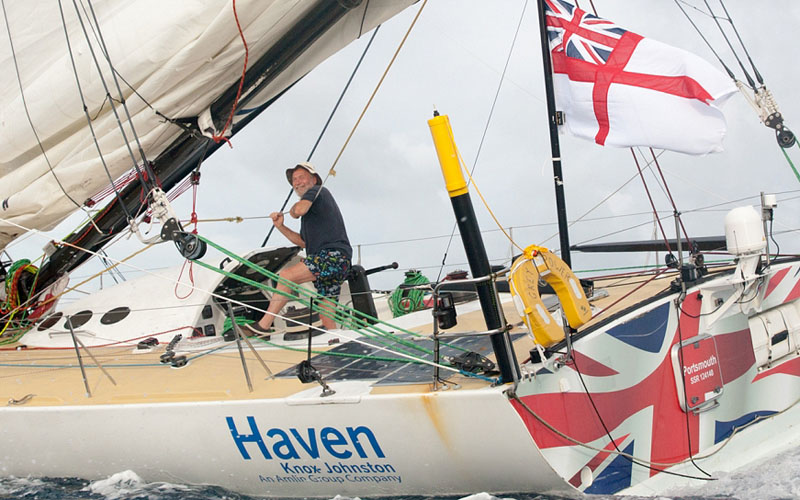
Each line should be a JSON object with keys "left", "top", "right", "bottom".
{"left": 511, "top": 261, "right": 800, "bottom": 494}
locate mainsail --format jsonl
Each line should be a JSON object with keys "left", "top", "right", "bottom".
{"left": 0, "top": 0, "right": 415, "bottom": 256}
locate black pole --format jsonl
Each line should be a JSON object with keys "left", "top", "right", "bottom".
{"left": 536, "top": 0, "right": 572, "bottom": 266}
{"left": 450, "top": 194, "right": 519, "bottom": 383}
{"left": 429, "top": 113, "right": 520, "bottom": 384}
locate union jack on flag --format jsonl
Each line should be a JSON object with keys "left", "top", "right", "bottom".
{"left": 541, "top": 0, "right": 737, "bottom": 155}
{"left": 545, "top": 0, "right": 627, "bottom": 65}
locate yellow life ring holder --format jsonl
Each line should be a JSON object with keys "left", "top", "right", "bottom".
{"left": 508, "top": 245, "right": 592, "bottom": 347}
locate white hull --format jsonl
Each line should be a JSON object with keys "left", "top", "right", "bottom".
{"left": 1, "top": 385, "right": 569, "bottom": 497}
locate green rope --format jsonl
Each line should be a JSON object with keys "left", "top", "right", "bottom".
{"left": 781, "top": 142, "right": 800, "bottom": 183}
{"left": 250, "top": 336, "right": 499, "bottom": 384}
{"left": 223, "top": 315, "right": 256, "bottom": 332}
{"left": 251, "top": 335, "right": 429, "bottom": 365}
{"left": 0, "top": 324, "right": 27, "bottom": 345}
{"left": 389, "top": 270, "right": 430, "bottom": 318}
{"left": 1, "top": 259, "right": 39, "bottom": 338}
{"left": 191, "top": 234, "right": 470, "bottom": 359}
{"left": 192, "top": 257, "right": 435, "bottom": 361}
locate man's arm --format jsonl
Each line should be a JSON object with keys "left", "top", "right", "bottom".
{"left": 269, "top": 212, "right": 305, "bottom": 247}
{"left": 289, "top": 199, "right": 312, "bottom": 218}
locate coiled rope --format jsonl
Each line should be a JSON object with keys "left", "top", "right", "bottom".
{"left": 0, "top": 260, "right": 39, "bottom": 338}
{"left": 388, "top": 270, "right": 430, "bottom": 318}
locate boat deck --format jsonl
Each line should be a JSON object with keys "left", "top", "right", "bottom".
{"left": 0, "top": 270, "right": 682, "bottom": 408}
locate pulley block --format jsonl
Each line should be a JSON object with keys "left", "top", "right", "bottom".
{"left": 776, "top": 128, "right": 796, "bottom": 149}
{"left": 764, "top": 112, "right": 796, "bottom": 148}
{"left": 176, "top": 233, "right": 207, "bottom": 260}
{"left": 446, "top": 351, "right": 496, "bottom": 374}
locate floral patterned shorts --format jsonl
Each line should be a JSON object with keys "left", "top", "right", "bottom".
{"left": 303, "top": 249, "right": 351, "bottom": 298}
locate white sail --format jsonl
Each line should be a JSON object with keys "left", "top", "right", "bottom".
{"left": 0, "top": 0, "right": 414, "bottom": 251}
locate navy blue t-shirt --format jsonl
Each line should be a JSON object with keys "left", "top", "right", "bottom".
{"left": 300, "top": 185, "right": 352, "bottom": 260}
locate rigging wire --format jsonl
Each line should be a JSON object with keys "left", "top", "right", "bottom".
{"left": 631, "top": 149, "right": 674, "bottom": 254}
{"left": 358, "top": 0, "right": 371, "bottom": 38}
{"left": 629, "top": 146, "right": 698, "bottom": 266}
{"left": 320, "top": 0, "right": 429, "bottom": 185}
{"left": 70, "top": 0, "right": 155, "bottom": 194}
{"left": 0, "top": 216, "right": 488, "bottom": 376}
{"left": 649, "top": 148, "right": 692, "bottom": 244}
{"left": 701, "top": 0, "right": 756, "bottom": 89}
{"left": 84, "top": 0, "right": 153, "bottom": 171}
{"left": 97, "top": 249, "right": 124, "bottom": 284}
{"left": 436, "top": 0, "right": 529, "bottom": 282}
{"left": 2, "top": 218, "right": 481, "bottom": 378}
{"left": 678, "top": 0, "right": 795, "bottom": 152}
{"left": 109, "top": 184, "right": 800, "bottom": 276}
{"left": 716, "top": 0, "right": 762, "bottom": 85}
{"left": 642, "top": 151, "right": 672, "bottom": 206}
{"left": 673, "top": 0, "right": 736, "bottom": 80}
{"left": 0, "top": 0, "right": 101, "bottom": 232}
{"left": 57, "top": 0, "right": 135, "bottom": 221}
{"left": 262, "top": 23, "right": 383, "bottom": 247}
{"left": 674, "top": 294, "right": 714, "bottom": 477}
{"left": 73, "top": 0, "right": 185, "bottom": 135}
{"left": 541, "top": 150, "right": 667, "bottom": 248}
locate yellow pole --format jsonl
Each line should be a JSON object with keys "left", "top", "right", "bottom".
{"left": 427, "top": 113, "right": 468, "bottom": 197}
{"left": 427, "top": 111, "right": 520, "bottom": 384}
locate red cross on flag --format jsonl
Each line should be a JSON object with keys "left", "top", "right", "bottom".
{"left": 545, "top": 0, "right": 737, "bottom": 155}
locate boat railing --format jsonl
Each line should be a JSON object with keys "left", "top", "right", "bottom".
{"left": 430, "top": 267, "right": 514, "bottom": 389}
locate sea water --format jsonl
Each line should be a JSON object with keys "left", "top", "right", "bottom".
{"left": 2, "top": 445, "right": 799, "bottom": 500}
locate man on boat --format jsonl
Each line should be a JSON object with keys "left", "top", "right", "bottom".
{"left": 243, "top": 162, "right": 352, "bottom": 337}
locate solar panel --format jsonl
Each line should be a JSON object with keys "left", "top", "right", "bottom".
{"left": 275, "top": 333, "right": 522, "bottom": 386}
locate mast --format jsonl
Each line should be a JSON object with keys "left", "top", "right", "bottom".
{"left": 535, "top": 0, "right": 572, "bottom": 266}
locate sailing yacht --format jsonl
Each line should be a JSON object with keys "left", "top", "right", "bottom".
{"left": 2, "top": 0, "right": 800, "bottom": 497}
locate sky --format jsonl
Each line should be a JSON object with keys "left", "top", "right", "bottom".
{"left": 8, "top": 0, "right": 800, "bottom": 295}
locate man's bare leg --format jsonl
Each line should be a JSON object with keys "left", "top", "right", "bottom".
{"left": 257, "top": 261, "right": 315, "bottom": 330}
{"left": 316, "top": 299, "right": 338, "bottom": 330}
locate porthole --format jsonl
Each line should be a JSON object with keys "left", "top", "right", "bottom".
{"left": 37, "top": 312, "right": 63, "bottom": 331}
{"left": 64, "top": 310, "right": 92, "bottom": 330}
{"left": 100, "top": 306, "right": 130, "bottom": 325}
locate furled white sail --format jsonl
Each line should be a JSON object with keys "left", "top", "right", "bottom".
{"left": 0, "top": 0, "right": 414, "bottom": 251}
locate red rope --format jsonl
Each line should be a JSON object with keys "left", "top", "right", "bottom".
{"left": 631, "top": 148, "right": 673, "bottom": 253}
{"left": 591, "top": 267, "right": 671, "bottom": 321}
{"left": 212, "top": 0, "right": 249, "bottom": 147}
{"left": 0, "top": 326, "right": 201, "bottom": 351}
{"left": 649, "top": 148, "right": 692, "bottom": 245}
{"left": 189, "top": 172, "right": 200, "bottom": 234}
{"left": 174, "top": 258, "right": 195, "bottom": 300}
